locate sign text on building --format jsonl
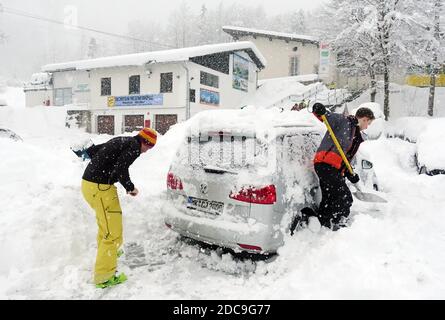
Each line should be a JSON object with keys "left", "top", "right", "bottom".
{"left": 108, "top": 94, "right": 163, "bottom": 107}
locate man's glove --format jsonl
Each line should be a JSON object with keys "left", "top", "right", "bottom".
{"left": 127, "top": 187, "right": 139, "bottom": 196}
{"left": 345, "top": 171, "right": 360, "bottom": 184}
{"left": 312, "top": 102, "right": 326, "bottom": 116}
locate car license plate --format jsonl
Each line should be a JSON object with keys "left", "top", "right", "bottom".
{"left": 186, "top": 197, "right": 223, "bottom": 216}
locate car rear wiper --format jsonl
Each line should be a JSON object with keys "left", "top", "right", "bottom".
{"left": 203, "top": 165, "right": 237, "bottom": 175}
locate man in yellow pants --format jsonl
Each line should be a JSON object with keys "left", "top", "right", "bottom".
{"left": 81, "top": 127, "right": 157, "bottom": 288}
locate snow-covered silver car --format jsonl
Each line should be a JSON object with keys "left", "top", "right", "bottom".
{"left": 162, "top": 110, "right": 379, "bottom": 254}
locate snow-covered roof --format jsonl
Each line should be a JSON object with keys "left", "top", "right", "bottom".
{"left": 29, "top": 73, "right": 52, "bottom": 85}
{"left": 42, "top": 41, "right": 267, "bottom": 72}
{"left": 222, "top": 26, "right": 319, "bottom": 45}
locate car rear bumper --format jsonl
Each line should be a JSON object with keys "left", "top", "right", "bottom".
{"left": 162, "top": 201, "right": 283, "bottom": 254}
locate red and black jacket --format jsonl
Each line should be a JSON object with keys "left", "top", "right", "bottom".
{"left": 313, "top": 112, "right": 363, "bottom": 173}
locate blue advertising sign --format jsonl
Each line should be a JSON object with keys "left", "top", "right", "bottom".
{"left": 233, "top": 53, "right": 249, "bottom": 92}
{"left": 108, "top": 94, "right": 163, "bottom": 107}
{"left": 200, "top": 88, "right": 220, "bottom": 106}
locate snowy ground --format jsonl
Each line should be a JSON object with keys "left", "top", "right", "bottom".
{"left": 1, "top": 89, "right": 445, "bottom": 299}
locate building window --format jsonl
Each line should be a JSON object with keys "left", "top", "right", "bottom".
{"left": 124, "top": 115, "right": 144, "bottom": 132}
{"left": 200, "top": 71, "right": 219, "bottom": 88}
{"left": 289, "top": 57, "right": 299, "bottom": 76}
{"left": 129, "top": 75, "right": 140, "bottom": 95}
{"left": 190, "top": 89, "right": 196, "bottom": 103}
{"left": 101, "top": 77, "right": 111, "bottom": 96}
{"left": 54, "top": 88, "right": 72, "bottom": 106}
{"left": 155, "top": 114, "right": 178, "bottom": 135}
{"left": 160, "top": 72, "right": 173, "bottom": 93}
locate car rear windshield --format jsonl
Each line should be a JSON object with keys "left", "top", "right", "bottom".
{"left": 175, "top": 132, "right": 269, "bottom": 170}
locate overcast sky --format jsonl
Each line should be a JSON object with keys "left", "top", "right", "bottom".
{"left": 1, "top": 0, "right": 327, "bottom": 32}
{"left": 0, "top": 0, "right": 328, "bottom": 80}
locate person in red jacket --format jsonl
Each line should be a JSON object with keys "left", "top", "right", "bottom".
{"left": 294, "top": 103, "right": 375, "bottom": 233}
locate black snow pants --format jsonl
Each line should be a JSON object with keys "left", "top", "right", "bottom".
{"left": 314, "top": 162, "right": 353, "bottom": 229}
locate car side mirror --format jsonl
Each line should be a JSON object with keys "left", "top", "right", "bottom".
{"left": 362, "top": 159, "right": 373, "bottom": 170}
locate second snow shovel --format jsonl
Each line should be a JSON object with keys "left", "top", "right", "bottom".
{"left": 321, "top": 114, "right": 387, "bottom": 203}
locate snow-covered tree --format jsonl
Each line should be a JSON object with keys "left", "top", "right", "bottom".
{"left": 166, "top": 1, "right": 194, "bottom": 48}
{"left": 0, "top": 3, "right": 4, "bottom": 44}
{"left": 329, "top": 2, "right": 384, "bottom": 102}
{"left": 290, "top": 9, "right": 308, "bottom": 34}
{"left": 195, "top": 5, "right": 214, "bottom": 45}
{"left": 424, "top": 0, "right": 444, "bottom": 116}
{"left": 127, "top": 20, "right": 167, "bottom": 52}
{"left": 87, "top": 38, "right": 98, "bottom": 59}
{"left": 314, "top": 0, "right": 438, "bottom": 120}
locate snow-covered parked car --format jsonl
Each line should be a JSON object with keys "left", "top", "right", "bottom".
{"left": 0, "top": 128, "right": 22, "bottom": 141}
{"left": 386, "top": 117, "right": 444, "bottom": 175}
{"left": 162, "top": 108, "right": 379, "bottom": 254}
{"left": 415, "top": 118, "right": 445, "bottom": 176}
{"left": 351, "top": 148, "right": 379, "bottom": 191}
{"left": 386, "top": 117, "right": 429, "bottom": 143}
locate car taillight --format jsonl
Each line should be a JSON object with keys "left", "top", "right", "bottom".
{"left": 238, "top": 243, "right": 262, "bottom": 252}
{"left": 167, "top": 172, "right": 183, "bottom": 190}
{"left": 229, "top": 185, "right": 276, "bottom": 204}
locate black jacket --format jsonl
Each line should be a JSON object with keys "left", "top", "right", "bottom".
{"left": 82, "top": 136, "right": 141, "bottom": 192}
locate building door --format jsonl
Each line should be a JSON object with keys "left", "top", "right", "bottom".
{"left": 97, "top": 115, "right": 115, "bottom": 135}
{"left": 124, "top": 115, "right": 144, "bottom": 133}
{"left": 155, "top": 114, "right": 178, "bottom": 135}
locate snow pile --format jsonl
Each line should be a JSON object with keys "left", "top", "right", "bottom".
{"left": 243, "top": 77, "right": 320, "bottom": 109}
{"left": 0, "top": 86, "right": 25, "bottom": 108}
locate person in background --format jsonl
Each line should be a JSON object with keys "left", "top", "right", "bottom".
{"left": 81, "top": 127, "right": 157, "bottom": 288}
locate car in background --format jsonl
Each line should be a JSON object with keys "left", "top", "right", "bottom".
{"left": 351, "top": 149, "right": 379, "bottom": 191}
{"left": 415, "top": 118, "right": 445, "bottom": 176}
{"left": 0, "top": 128, "right": 22, "bottom": 141}
{"left": 385, "top": 117, "right": 444, "bottom": 176}
{"left": 162, "top": 109, "right": 380, "bottom": 255}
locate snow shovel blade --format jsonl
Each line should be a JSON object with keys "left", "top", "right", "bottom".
{"left": 352, "top": 191, "right": 388, "bottom": 203}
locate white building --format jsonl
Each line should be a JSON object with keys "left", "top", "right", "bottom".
{"left": 23, "top": 73, "right": 53, "bottom": 107}
{"left": 25, "top": 42, "right": 266, "bottom": 135}
{"left": 222, "top": 26, "right": 320, "bottom": 81}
